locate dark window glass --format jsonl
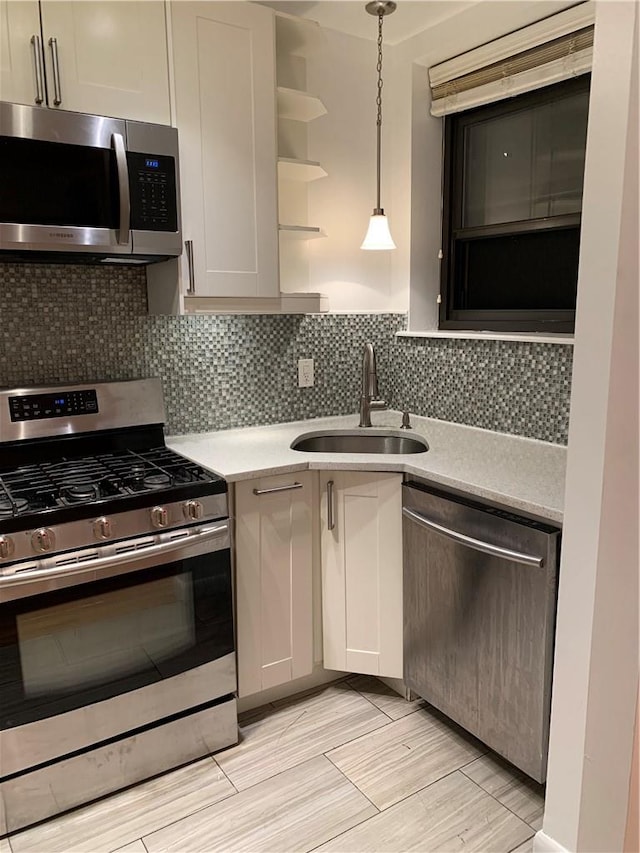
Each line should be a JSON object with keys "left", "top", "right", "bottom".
{"left": 454, "top": 227, "right": 580, "bottom": 310}
{"left": 440, "top": 75, "right": 590, "bottom": 333}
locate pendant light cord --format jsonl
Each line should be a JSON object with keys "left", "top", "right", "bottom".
{"left": 375, "top": 10, "right": 384, "bottom": 213}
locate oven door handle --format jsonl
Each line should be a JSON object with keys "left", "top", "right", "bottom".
{"left": 1, "top": 522, "right": 230, "bottom": 589}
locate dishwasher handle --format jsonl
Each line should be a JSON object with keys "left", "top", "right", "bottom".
{"left": 402, "top": 506, "right": 544, "bottom": 568}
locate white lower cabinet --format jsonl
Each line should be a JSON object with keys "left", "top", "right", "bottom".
{"left": 235, "top": 472, "right": 315, "bottom": 698}
{"left": 319, "top": 472, "right": 403, "bottom": 678}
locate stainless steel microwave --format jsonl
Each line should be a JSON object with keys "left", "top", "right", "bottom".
{"left": 0, "top": 102, "right": 181, "bottom": 264}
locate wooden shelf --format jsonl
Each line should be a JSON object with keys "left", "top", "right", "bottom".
{"left": 275, "top": 11, "right": 325, "bottom": 57}
{"left": 279, "top": 225, "right": 326, "bottom": 240}
{"left": 277, "top": 87, "right": 327, "bottom": 122}
{"left": 278, "top": 157, "right": 327, "bottom": 182}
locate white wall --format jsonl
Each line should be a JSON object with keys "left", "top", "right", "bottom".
{"left": 305, "top": 28, "right": 402, "bottom": 312}
{"left": 537, "top": 3, "right": 639, "bottom": 851}
{"left": 303, "top": 0, "right": 578, "bottom": 318}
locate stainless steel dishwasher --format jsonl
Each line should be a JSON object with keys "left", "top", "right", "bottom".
{"left": 403, "top": 481, "right": 560, "bottom": 783}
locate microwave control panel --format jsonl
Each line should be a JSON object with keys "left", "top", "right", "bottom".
{"left": 128, "top": 152, "right": 178, "bottom": 233}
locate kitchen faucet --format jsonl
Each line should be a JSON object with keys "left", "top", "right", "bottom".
{"left": 359, "top": 341, "right": 388, "bottom": 427}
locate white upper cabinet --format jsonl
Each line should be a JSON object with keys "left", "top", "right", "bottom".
{"left": 0, "top": 1, "right": 42, "bottom": 106}
{"left": 171, "top": 1, "right": 279, "bottom": 299}
{"left": 0, "top": 1, "right": 170, "bottom": 123}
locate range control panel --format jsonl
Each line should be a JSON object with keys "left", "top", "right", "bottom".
{"left": 128, "top": 152, "right": 178, "bottom": 233}
{"left": 9, "top": 390, "right": 99, "bottom": 422}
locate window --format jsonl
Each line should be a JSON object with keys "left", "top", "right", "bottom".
{"left": 439, "top": 75, "right": 590, "bottom": 333}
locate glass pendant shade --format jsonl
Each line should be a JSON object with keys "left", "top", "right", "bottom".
{"left": 361, "top": 212, "right": 396, "bottom": 250}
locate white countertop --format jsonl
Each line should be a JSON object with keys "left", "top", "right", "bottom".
{"left": 167, "top": 411, "right": 566, "bottom": 524}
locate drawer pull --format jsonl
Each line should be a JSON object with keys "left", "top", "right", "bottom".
{"left": 253, "top": 482, "right": 303, "bottom": 496}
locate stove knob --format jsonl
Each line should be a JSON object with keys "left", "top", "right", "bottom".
{"left": 151, "top": 506, "right": 169, "bottom": 529}
{"left": 183, "top": 500, "right": 204, "bottom": 521}
{"left": 0, "top": 535, "right": 15, "bottom": 560}
{"left": 32, "top": 528, "right": 55, "bottom": 553}
{"left": 94, "top": 517, "right": 113, "bottom": 540}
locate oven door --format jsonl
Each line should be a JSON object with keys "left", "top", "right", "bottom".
{"left": 0, "top": 519, "right": 234, "bottom": 778}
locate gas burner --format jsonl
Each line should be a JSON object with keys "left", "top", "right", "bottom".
{"left": 143, "top": 472, "right": 172, "bottom": 489}
{"left": 61, "top": 483, "right": 99, "bottom": 504}
{"left": 0, "top": 497, "right": 28, "bottom": 517}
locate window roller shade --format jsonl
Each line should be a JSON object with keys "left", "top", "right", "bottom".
{"left": 429, "top": 2, "right": 595, "bottom": 116}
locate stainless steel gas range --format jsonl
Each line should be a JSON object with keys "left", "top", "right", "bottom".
{"left": 0, "top": 379, "right": 237, "bottom": 836}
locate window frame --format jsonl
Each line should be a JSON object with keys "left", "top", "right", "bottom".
{"left": 439, "top": 74, "right": 591, "bottom": 334}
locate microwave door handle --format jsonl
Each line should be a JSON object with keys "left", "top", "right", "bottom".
{"left": 30, "top": 35, "right": 45, "bottom": 104}
{"left": 112, "top": 132, "right": 131, "bottom": 245}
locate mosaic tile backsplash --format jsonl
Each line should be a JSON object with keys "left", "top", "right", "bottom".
{"left": 0, "top": 264, "right": 572, "bottom": 443}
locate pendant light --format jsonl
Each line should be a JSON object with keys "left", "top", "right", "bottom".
{"left": 361, "top": 0, "right": 397, "bottom": 251}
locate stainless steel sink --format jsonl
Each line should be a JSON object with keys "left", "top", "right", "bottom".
{"left": 290, "top": 430, "right": 429, "bottom": 455}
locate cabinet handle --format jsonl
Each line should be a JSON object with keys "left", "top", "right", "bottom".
{"left": 111, "top": 133, "right": 130, "bottom": 246}
{"left": 30, "top": 35, "right": 44, "bottom": 104}
{"left": 252, "top": 482, "right": 303, "bottom": 496}
{"left": 48, "top": 37, "right": 62, "bottom": 106}
{"left": 185, "top": 240, "right": 196, "bottom": 294}
{"left": 327, "top": 480, "right": 335, "bottom": 530}
{"left": 402, "top": 507, "right": 544, "bottom": 568}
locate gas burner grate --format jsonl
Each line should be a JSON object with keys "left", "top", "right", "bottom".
{"left": 0, "top": 448, "right": 216, "bottom": 519}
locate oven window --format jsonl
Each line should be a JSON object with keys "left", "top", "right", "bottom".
{"left": 0, "top": 551, "right": 233, "bottom": 730}
{"left": 0, "top": 137, "right": 119, "bottom": 228}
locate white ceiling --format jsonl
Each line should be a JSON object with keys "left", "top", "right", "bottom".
{"left": 258, "top": 0, "right": 583, "bottom": 47}
{"left": 258, "top": 1, "right": 478, "bottom": 45}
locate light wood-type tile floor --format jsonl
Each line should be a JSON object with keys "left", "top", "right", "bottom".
{"left": 5, "top": 676, "right": 544, "bottom": 853}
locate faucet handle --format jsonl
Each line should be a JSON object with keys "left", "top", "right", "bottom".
{"left": 400, "top": 411, "right": 412, "bottom": 429}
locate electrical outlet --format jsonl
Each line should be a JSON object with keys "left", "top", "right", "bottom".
{"left": 298, "top": 358, "right": 314, "bottom": 388}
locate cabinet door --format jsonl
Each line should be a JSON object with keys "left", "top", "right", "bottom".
{"left": 0, "top": 1, "right": 42, "bottom": 106}
{"left": 171, "top": 1, "right": 279, "bottom": 298}
{"left": 38, "top": 1, "right": 170, "bottom": 123}
{"left": 320, "top": 472, "right": 403, "bottom": 678}
{"left": 235, "top": 473, "right": 314, "bottom": 698}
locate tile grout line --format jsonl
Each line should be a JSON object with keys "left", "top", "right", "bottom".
{"left": 136, "top": 790, "right": 238, "bottom": 850}
{"left": 343, "top": 680, "right": 396, "bottom": 723}
{"left": 102, "top": 755, "right": 240, "bottom": 852}
{"left": 307, "top": 766, "right": 473, "bottom": 852}
{"left": 303, "top": 754, "right": 384, "bottom": 853}
{"left": 458, "top": 756, "right": 545, "bottom": 828}
{"left": 461, "top": 770, "right": 539, "bottom": 837}
{"left": 217, "top": 690, "right": 394, "bottom": 793}
{"left": 309, "top": 763, "right": 538, "bottom": 853}
{"left": 324, "top": 753, "right": 382, "bottom": 815}
{"left": 327, "top": 756, "right": 471, "bottom": 815}
{"left": 211, "top": 755, "right": 240, "bottom": 796}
